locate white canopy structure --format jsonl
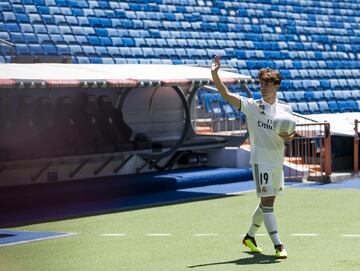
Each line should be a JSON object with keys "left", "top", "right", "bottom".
{"left": 0, "top": 64, "right": 253, "bottom": 87}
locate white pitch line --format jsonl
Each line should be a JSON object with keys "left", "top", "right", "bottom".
{"left": 100, "top": 234, "right": 127, "bottom": 237}
{"left": 194, "top": 233, "right": 218, "bottom": 237}
{"left": 291, "top": 233, "right": 318, "bottom": 236}
{"left": 343, "top": 234, "right": 360, "bottom": 237}
{"left": 146, "top": 233, "right": 171, "bottom": 236}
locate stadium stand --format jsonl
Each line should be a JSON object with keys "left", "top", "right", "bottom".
{"left": 1, "top": 0, "right": 360, "bottom": 114}
{"left": 0, "top": 0, "right": 360, "bottom": 186}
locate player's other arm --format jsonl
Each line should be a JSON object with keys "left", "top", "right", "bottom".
{"left": 211, "top": 56, "right": 242, "bottom": 109}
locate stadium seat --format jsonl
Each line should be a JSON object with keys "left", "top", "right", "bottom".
{"left": 307, "top": 102, "right": 320, "bottom": 114}
{"left": 332, "top": 91, "right": 345, "bottom": 100}
{"left": 328, "top": 101, "right": 340, "bottom": 113}
{"left": 338, "top": 100, "right": 351, "bottom": 113}
{"left": 347, "top": 100, "right": 358, "bottom": 112}
{"left": 317, "top": 101, "right": 330, "bottom": 113}
{"left": 288, "top": 102, "right": 299, "bottom": 112}
{"left": 283, "top": 91, "right": 295, "bottom": 102}
{"left": 293, "top": 91, "right": 306, "bottom": 102}
{"left": 297, "top": 102, "right": 310, "bottom": 114}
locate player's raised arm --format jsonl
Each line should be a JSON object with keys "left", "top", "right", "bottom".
{"left": 211, "top": 56, "right": 242, "bottom": 109}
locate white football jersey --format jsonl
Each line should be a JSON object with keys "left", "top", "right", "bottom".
{"left": 240, "top": 97, "right": 294, "bottom": 167}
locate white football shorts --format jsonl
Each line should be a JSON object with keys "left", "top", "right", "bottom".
{"left": 251, "top": 164, "right": 284, "bottom": 198}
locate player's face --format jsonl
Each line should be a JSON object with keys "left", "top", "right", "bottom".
{"left": 260, "top": 80, "right": 277, "bottom": 99}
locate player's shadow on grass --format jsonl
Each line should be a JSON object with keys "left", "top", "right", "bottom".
{"left": 188, "top": 252, "right": 280, "bottom": 268}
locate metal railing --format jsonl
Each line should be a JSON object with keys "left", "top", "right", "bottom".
{"left": 285, "top": 122, "right": 332, "bottom": 181}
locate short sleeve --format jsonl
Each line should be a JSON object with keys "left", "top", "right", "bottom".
{"left": 240, "top": 97, "right": 256, "bottom": 116}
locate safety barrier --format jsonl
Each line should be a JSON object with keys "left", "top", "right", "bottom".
{"left": 285, "top": 122, "right": 332, "bottom": 181}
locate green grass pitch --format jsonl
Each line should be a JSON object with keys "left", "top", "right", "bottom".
{"left": 1, "top": 188, "right": 360, "bottom": 271}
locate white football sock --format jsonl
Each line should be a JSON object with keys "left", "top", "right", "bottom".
{"left": 247, "top": 204, "right": 264, "bottom": 237}
{"left": 262, "top": 206, "right": 282, "bottom": 245}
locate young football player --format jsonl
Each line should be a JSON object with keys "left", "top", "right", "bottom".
{"left": 211, "top": 56, "right": 294, "bottom": 259}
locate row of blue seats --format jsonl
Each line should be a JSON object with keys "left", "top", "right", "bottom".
{"left": 2, "top": 32, "right": 359, "bottom": 62}
{"left": 246, "top": 68, "right": 360, "bottom": 81}
{"left": 3, "top": 24, "right": 360, "bottom": 46}
{"left": 3, "top": 1, "right": 360, "bottom": 20}
{"left": 201, "top": 93, "right": 245, "bottom": 120}
{"left": 280, "top": 79, "right": 360, "bottom": 90}
{"left": 277, "top": 90, "right": 360, "bottom": 102}
{"left": 289, "top": 100, "right": 360, "bottom": 114}
{"left": 3, "top": 2, "right": 359, "bottom": 26}
{"left": 199, "top": 92, "right": 360, "bottom": 115}
{"left": 199, "top": 92, "right": 360, "bottom": 116}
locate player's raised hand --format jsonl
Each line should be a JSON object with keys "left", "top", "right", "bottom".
{"left": 211, "top": 55, "right": 221, "bottom": 73}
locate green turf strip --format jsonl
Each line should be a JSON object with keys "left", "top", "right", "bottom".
{"left": 1, "top": 188, "right": 360, "bottom": 271}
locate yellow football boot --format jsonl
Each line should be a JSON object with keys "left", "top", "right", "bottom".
{"left": 242, "top": 234, "right": 263, "bottom": 253}
{"left": 275, "top": 244, "right": 288, "bottom": 259}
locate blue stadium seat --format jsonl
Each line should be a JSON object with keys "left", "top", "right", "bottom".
{"left": 57, "top": 45, "right": 71, "bottom": 55}
{"left": 328, "top": 101, "right": 340, "bottom": 113}
{"left": 304, "top": 91, "right": 315, "bottom": 101}
{"left": 29, "top": 44, "right": 43, "bottom": 54}
{"left": 99, "top": 37, "right": 112, "bottom": 46}
{"left": 332, "top": 91, "right": 345, "bottom": 100}
{"left": 351, "top": 90, "right": 360, "bottom": 99}
{"left": 294, "top": 91, "right": 306, "bottom": 101}
{"left": 16, "top": 44, "right": 30, "bottom": 55}
{"left": 317, "top": 101, "right": 330, "bottom": 113}
{"left": 87, "top": 36, "right": 101, "bottom": 46}
{"left": 297, "top": 102, "right": 310, "bottom": 114}
{"left": 283, "top": 91, "right": 295, "bottom": 102}
{"left": 23, "top": 33, "right": 38, "bottom": 43}
{"left": 89, "top": 57, "right": 103, "bottom": 64}
{"left": 16, "top": 14, "right": 30, "bottom": 23}
{"left": 342, "top": 90, "right": 353, "bottom": 100}
{"left": 42, "top": 44, "right": 58, "bottom": 55}
{"left": 277, "top": 92, "right": 284, "bottom": 100}
{"left": 102, "top": 58, "right": 115, "bottom": 64}
{"left": 142, "top": 48, "right": 155, "bottom": 58}
{"left": 0, "top": 32, "right": 10, "bottom": 40}
{"left": 312, "top": 91, "right": 324, "bottom": 101}
{"left": 122, "top": 37, "right": 135, "bottom": 47}
{"left": 323, "top": 90, "right": 334, "bottom": 101}
{"left": 3, "top": 12, "right": 16, "bottom": 22}
{"left": 76, "top": 56, "right": 90, "bottom": 64}
{"left": 347, "top": 100, "right": 358, "bottom": 112}
{"left": 6, "top": 23, "right": 21, "bottom": 32}
{"left": 61, "top": 34, "right": 77, "bottom": 45}
{"left": 78, "top": 17, "right": 90, "bottom": 26}
{"left": 356, "top": 101, "right": 360, "bottom": 111}
{"left": 10, "top": 32, "right": 25, "bottom": 43}
{"left": 95, "top": 46, "right": 109, "bottom": 57}
{"left": 307, "top": 102, "right": 320, "bottom": 114}
{"left": 288, "top": 102, "right": 299, "bottom": 112}
{"left": 338, "top": 101, "right": 351, "bottom": 113}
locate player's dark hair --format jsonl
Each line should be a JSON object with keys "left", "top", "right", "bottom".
{"left": 258, "top": 68, "right": 282, "bottom": 86}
